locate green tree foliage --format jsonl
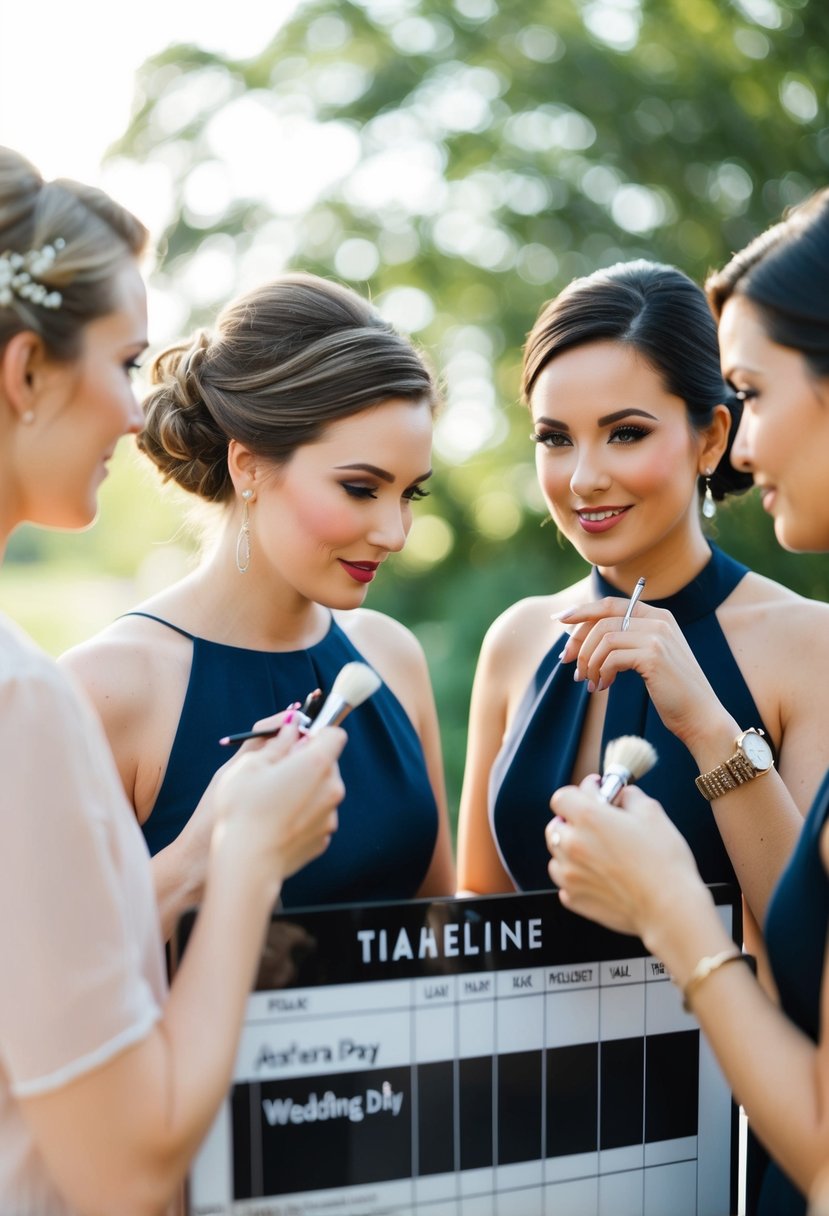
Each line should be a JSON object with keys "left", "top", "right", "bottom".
{"left": 27, "top": 0, "right": 829, "bottom": 815}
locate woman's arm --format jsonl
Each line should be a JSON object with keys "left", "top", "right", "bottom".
{"left": 549, "top": 780, "right": 829, "bottom": 1198}
{"left": 61, "top": 624, "right": 222, "bottom": 940}
{"left": 20, "top": 723, "right": 345, "bottom": 1216}
{"left": 456, "top": 616, "right": 520, "bottom": 896}
{"left": 409, "top": 642, "right": 456, "bottom": 898}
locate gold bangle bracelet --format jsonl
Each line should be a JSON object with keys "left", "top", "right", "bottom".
{"left": 682, "top": 948, "right": 754, "bottom": 1013}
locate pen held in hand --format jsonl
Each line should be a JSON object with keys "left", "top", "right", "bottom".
{"left": 621, "top": 576, "right": 646, "bottom": 632}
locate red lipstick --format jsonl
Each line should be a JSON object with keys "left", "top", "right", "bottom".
{"left": 338, "top": 559, "right": 380, "bottom": 584}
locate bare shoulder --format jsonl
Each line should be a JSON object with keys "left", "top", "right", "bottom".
{"left": 726, "top": 570, "right": 829, "bottom": 657}
{"left": 335, "top": 607, "right": 424, "bottom": 670}
{"left": 59, "top": 612, "right": 191, "bottom": 726}
{"left": 334, "top": 608, "right": 431, "bottom": 728}
{"left": 481, "top": 574, "right": 592, "bottom": 667}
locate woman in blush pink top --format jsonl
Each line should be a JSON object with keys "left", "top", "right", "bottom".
{"left": 0, "top": 145, "right": 345, "bottom": 1216}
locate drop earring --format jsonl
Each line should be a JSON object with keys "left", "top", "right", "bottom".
{"left": 702, "top": 469, "right": 716, "bottom": 519}
{"left": 236, "top": 489, "right": 254, "bottom": 574}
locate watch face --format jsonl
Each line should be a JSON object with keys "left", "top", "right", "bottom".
{"left": 741, "top": 731, "right": 773, "bottom": 770}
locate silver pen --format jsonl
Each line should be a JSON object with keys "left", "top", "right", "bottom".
{"left": 621, "top": 576, "right": 646, "bottom": 632}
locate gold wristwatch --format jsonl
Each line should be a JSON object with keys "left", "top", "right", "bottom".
{"left": 694, "top": 728, "right": 774, "bottom": 801}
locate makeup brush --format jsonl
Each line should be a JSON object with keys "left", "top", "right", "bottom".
{"left": 307, "top": 661, "right": 382, "bottom": 735}
{"left": 598, "top": 735, "right": 658, "bottom": 804}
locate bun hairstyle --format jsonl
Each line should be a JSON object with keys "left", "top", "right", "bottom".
{"left": 522, "top": 259, "right": 753, "bottom": 503}
{"left": 706, "top": 187, "right": 829, "bottom": 378}
{"left": 139, "top": 272, "right": 438, "bottom": 502}
{"left": 0, "top": 146, "right": 148, "bottom": 359}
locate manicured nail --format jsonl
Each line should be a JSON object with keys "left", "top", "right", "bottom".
{"left": 551, "top": 607, "right": 576, "bottom": 621}
{"left": 573, "top": 668, "right": 584, "bottom": 683}
{"left": 284, "top": 710, "right": 295, "bottom": 724}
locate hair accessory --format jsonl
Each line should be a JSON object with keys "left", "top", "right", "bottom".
{"left": 236, "top": 489, "right": 254, "bottom": 574}
{"left": 702, "top": 469, "right": 716, "bottom": 519}
{"left": 0, "top": 239, "right": 65, "bottom": 311}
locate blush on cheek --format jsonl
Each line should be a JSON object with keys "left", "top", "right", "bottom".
{"left": 294, "top": 496, "right": 364, "bottom": 547}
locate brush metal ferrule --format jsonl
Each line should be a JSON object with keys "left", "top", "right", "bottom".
{"left": 597, "top": 764, "right": 631, "bottom": 804}
{"left": 307, "top": 695, "right": 352, "bottom": 735}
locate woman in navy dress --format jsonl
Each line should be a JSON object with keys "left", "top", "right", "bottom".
{"left": 62, "top": 273, "right": 454, "bottom": 937}
{"left": 457, "top": 261, "right": 829, "bottom": 953}
{"left": 548, "top": 190, "right": 829, "bottom": 1214}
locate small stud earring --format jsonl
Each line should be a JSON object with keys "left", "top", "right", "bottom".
{"left": 702, "top": 469, "right": 716, "bottom": 519}
{"left": 236, "top": 489, "right": 254, "bottom": 574}
{"left": 21, "top": 410, "right": 34, "bottom": 425}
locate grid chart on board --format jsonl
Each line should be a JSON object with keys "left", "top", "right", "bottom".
{"left": 177, "top": 887, "right": 740, "bottom": 1216}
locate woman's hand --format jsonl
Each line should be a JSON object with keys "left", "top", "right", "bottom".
{"left": 212, "top": 716, "right": 346, "bottom": 884}
{"left": 558, "top": 598, "right": 730, "bottom": 749}
{"left": 547, "top": 778, "right": 708, "bottom": 947}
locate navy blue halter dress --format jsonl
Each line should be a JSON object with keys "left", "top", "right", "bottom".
{"left": 131, "top": 614, "right": 439, "bottom": 908}
{"left": 757, "top": 771, "right": 829, "bottom": 1214}
{"left": 490, "top": 544, "right": 769, "bottom": 889}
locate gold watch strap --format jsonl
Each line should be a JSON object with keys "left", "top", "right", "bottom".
{"left": 695, "top": 751, "right": 758, "bottom": 800}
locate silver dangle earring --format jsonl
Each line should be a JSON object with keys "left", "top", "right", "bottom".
{"left": 702, "top": 469, "right": 717, "bottom": 519}
{"left": 236, "top": 489, "right": 254, "bottom": 574}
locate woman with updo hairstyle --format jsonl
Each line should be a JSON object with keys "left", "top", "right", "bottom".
{"left": 544, "top": 191, "right": 829, "bottom": 1216}
{"left": 458, "top": 259, "right": 829, "bottom": 938}
{"left": 0, "top": 146, "right": 345, "bottom": 1213}
{"left": 63, "top": 271, "right": 454, "bottom": 938}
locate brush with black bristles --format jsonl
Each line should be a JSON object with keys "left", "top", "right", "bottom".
{"left": 307, "top": 661, "right": 382, "bottom": 735}
{"left": 598, "top": 735, "right": 658, "bottom": 805}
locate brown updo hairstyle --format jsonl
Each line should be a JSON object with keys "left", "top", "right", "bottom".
{"left": 139, "top": 273, "right": 439, "bottom": 502}
{"left": 0, "top": 146, "right": 148, "bottom": 360}
{"left": 522, "top": 260, "right": 753, "bottom": 504}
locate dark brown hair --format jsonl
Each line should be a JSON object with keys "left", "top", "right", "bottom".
{"left": 139, "top": 272, "right": 438, "bottom": 501}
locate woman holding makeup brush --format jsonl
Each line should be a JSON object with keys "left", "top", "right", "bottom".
{"left": 547, "top": 187, "right": 829, "bottom": 1216}
{"left": 457, "top": 259, "right": 829, "bottom": 944}
{"left": 0, "top": 145, "right": 347, "bottom": 1215}
{"left": 62, "top": 272, "right": 454, "bottom": 939}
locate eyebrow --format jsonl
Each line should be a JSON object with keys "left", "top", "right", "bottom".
{"left": 334, "top": 463, "right": 433, "bottom": 484}
{"left": 535, "top": 408, "right": 658, "bottom": 430}
{"left": 724, "top": 364, "right": 762, "bottom": 380}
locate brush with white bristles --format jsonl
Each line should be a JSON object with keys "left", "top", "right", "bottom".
{"left": 598, "top": 735, "right": 658, "bottom": 804}
{"left": 307, "top": 661, "right": 382, "bottom": 735}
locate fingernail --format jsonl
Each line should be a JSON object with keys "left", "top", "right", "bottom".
{"left": 284, "top": 710, "right": 295, "bottom": 724}
{"left": 587, "top": 680, "right": 596, "bottom": 693}
{"left": 573, "top": 668, "right": 584, "bottom": 683}
{"left": 551, "top": 607, "right": 576, "bottom": 621}
{"left": 596, "top": 678, "right": 607, "bottom": 692}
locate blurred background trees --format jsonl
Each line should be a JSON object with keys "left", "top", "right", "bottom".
{"left": 6, "top": 0, "right": 829, "bottom": 820}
